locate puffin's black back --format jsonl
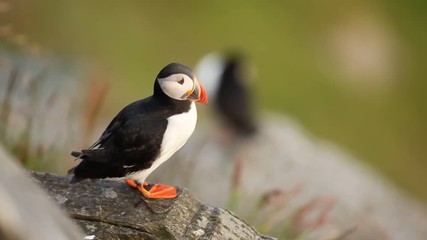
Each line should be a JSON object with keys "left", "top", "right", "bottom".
{"left": 216, "top": 55, "right": 257, "bottom": 136}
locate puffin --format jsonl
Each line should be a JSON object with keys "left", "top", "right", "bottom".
{"left": 69, "top": 63, "right": 208, "bottom": 199}
{"left": 196, "top": 53, "right": 257, "bottom": 137}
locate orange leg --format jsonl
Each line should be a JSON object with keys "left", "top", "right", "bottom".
{"left": 125, "top": 179, "right": 177, "bottom": 199}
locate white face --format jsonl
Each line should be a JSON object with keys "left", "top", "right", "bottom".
{"left": 157, "top": 73, "right": 195, "bottom": 101}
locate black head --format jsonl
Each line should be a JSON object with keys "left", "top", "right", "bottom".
{"left": 157, "top": 63, "right": 195, "bottom": 79}
{"left": 154, "top": 63, "right": 208, "bottom": 104}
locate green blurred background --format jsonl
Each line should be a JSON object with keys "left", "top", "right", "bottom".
{"left": 2, "top": 1, "right": 426, "bottom": 204}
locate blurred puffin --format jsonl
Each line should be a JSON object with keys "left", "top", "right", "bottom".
{"left": 196, "top": 52, "right": 257, "bottom": 138}
{"left": 69, "top": 63, "right": 208, "bottom": 199}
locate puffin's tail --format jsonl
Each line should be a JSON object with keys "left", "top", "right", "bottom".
{"left": 67, "top": 166, "right": 82, "bottom": 183}
{"left": 68, "top": 151, "right": 84, "bottom": 183}
{"left": 71, "top": 151, "right": 82, "bottom": 158}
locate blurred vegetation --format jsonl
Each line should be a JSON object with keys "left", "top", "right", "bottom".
{"left": 226, "top": 155, "right": 339, "bottom": 239}
{"left": 1, "top": 0, "right": 426, "bottom": 219}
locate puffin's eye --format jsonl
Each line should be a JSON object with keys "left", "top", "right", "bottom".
{"left": 178, "top": 78, "right": 185, "bottom": 85}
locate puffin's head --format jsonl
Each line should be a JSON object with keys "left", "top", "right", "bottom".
{"left": 155, "top": 63, "right": 208, "bottom": 104}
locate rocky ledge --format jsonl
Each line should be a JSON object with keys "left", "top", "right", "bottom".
{"left": 31, "top": 172, "right": 275, "bottom": 240}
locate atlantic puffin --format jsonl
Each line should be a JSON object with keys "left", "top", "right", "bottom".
{"left": 69, "top": 63, "right": 208, "bottom": 199}
{"left": 196, "top": 53, "right": 257, "bottom": 137}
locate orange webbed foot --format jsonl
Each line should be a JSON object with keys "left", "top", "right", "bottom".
{"left": 125, "top": 179, "right": 177, "bottom": 199}
{"left": 125, "top": 179, "right": 138, "bottom": 188}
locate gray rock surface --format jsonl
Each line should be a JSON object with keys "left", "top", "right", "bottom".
{"left": 0, "top": 145, "right": 83, "bottom": 240}
{"left": 32, "top": 172, "right": 276, "bottom": 240}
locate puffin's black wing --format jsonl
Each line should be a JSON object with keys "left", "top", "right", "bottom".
{"left": 70, "top": 97, "right": 168, "bottom": 179}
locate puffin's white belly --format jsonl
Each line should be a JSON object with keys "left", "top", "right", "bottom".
{"left": 127, "top": 102, "right": 197, "bottom": 182}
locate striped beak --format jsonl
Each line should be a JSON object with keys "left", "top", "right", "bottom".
{"left": 186, "top": 79, "right": 208, "bottom": 104}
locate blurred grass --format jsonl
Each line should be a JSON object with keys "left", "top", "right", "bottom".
{"left": 2, "top": 0, "right": 427, "bottom": 205}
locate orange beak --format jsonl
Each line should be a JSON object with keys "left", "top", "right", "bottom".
{"left": 187, "top": 79, "right": 208, "bottom": 104}
{"left": 196, "top": 83, "right": 208, "bottom": 104}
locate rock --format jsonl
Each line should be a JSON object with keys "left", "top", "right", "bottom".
{"left": 31, "top": 172, "right": 276, "bottom": 240}
{"left": 0, "top": 145, "right": 83, "bottom": 240}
